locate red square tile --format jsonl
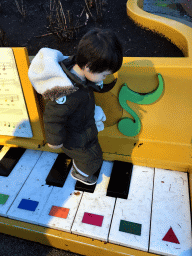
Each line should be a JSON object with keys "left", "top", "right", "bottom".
{"left": 49, "top": 206, "right": 69, "bottom": 219}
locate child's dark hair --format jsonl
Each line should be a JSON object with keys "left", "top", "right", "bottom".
{"left": 75, "top": 28, "right": 123, "bottom": 74}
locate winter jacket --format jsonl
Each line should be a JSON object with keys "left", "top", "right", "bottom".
{"left": 28, "top": 48, "right": 116, "bottom": 150}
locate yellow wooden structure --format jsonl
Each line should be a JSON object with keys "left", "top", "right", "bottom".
{"left": 0, "top": 0, "right": 191, "bottom": 255}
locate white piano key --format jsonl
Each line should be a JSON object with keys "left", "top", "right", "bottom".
{"left": 71, "top": 161, "right": 115, "bottom": 242}
{"left": 37, "top": 165, "right": 83, "bottom": 232}
{"left": 0, "top": 148, "right": 43, "bottom": 217}
{"left": 7, "top": 151, "right": 58, "bottom": 224}
{"left": 109, "top": 166, "right": 154, "bottom": 251}
{"left": 149, "top": 169, "right": 192, "bottom": 256}
{"left": 0, "top": 145, "right": 11, "bottom": 160}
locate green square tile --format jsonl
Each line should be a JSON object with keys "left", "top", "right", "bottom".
{"left": 119, "top": 220, "right": 141, "bottom": 236}
{"left": 0, "top": 194, "right": 9, "bottom": 205}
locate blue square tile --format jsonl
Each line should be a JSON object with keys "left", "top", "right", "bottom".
{"left": 18, "top": 199, "right": 39, "bottom": 212}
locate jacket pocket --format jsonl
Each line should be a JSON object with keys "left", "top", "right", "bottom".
{"left": 64, "top": 124, "right": 98, "bottom": 149}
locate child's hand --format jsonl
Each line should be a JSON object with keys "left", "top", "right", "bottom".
{"left": 94, "top": 105, "right": 106, "bottom": 122}
{"left": 94, "top": 105, "right": 106, "bottom": 132}
{"left": 47, "top": 143, "right": 63, "bottom": 149}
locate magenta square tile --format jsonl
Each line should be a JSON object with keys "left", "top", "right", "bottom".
{"left": 82, "top": 212, "right": 104, "bottom": 227}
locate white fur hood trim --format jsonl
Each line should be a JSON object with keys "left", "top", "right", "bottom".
{"left": 28, "top": 48, "right": 78, "bottom": 101}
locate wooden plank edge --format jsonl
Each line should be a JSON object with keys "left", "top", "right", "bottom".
{"left": 0, "top": 216, "right": 159, "bottom": 256}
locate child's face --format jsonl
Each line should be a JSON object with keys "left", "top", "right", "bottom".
{"left": 83, "top": 66, "right": 112, "bottom": 83}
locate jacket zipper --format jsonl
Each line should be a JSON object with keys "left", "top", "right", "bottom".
{"left": 88, "top": 89, "right": 91, "bottom": 99}
{"left": 84, "top": 89, "right": 91, "bottom": 123}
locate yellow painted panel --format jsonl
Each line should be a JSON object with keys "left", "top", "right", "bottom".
{"left": 0, "top": 216, "right": 158, "bottom": 256}
{"left": 95, "top": 65, "right": 192, "bottom": 172}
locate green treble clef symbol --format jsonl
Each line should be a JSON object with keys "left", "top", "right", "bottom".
{"left": 118, "top": 73, "right": 164, "bottom": 137}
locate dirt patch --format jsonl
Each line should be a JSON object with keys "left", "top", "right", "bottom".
{"left": 0, "top": 0, "right": 184, "bottom": 57}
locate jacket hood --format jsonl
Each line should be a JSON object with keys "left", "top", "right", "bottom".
{"left": 28, "top": 47, "right": 117, "bottom": 101}
{"left": 28, "top": 48, "right": 81, "bottom": 101}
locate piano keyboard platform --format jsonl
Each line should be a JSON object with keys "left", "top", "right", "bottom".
{"left": 0, "top": 146, "right": 191, "bottom": 256}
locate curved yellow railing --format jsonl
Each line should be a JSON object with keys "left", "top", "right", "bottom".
{"left": 126, "top": 0, "right": 192, "bottom": 60}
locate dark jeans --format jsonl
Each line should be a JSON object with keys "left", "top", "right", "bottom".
{"left": 61, "top": 137, "right": 103, "bottom": 176}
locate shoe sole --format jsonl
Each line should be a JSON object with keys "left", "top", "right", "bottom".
{"left": 71, "top": 171, "right": 97, "bottom": 186}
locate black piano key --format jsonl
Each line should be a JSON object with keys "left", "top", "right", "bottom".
{"left": 75, "top": 164, "right": 102, "bottom": 193}
{"left": 106, "top": 161, "right": 133, "bottom": 199}
{"left": 0, "top": 147, "right": 26, "bottom": 177}
{"left": 46, "top": 154, "right": 72, "bottom": 187}
{"left": 0, "top": 145, "right": 4, "bottom": 151}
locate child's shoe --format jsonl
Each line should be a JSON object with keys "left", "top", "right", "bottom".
{"left": 71, "top": 166, "right": 97, "bottom": 185}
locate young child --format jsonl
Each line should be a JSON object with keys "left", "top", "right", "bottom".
{"left": 28, "top": 28, "right": 123, "bottom": 185}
